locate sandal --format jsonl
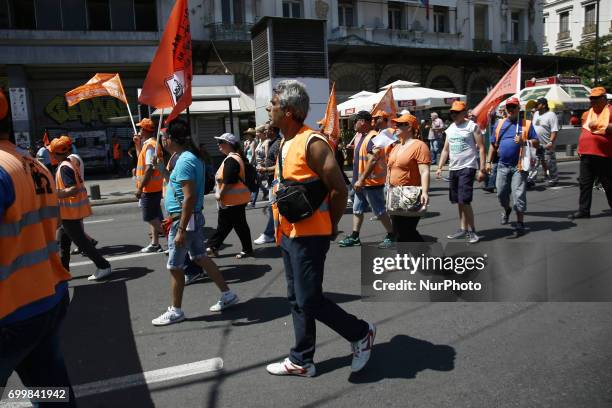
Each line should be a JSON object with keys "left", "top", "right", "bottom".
{"left": 235, "top": 251, "right": 253, "bottom": 259}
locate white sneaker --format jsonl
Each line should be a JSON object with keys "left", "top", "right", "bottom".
{"left": 351, "top": 322, "right": 376, "bottom": 372}
{"left": 209, "top": 292, "right": 239, "bottom": 312}
{"left": 152, "top": 306, "right": 185, "bottom": 326}
{"left": 87, "top": 266, "right": 112, "bottom": 281}
{"left": 266, "top": 357, "right": 316, "bottom": 377}
{"left": 184, "top": 272, "right": 206, "bottom": 285}
{"left": 141, "top": 244, "right": 163, "bottom": 253}
{"left": 254, "top": 234, "right": 275, "bottom": 245}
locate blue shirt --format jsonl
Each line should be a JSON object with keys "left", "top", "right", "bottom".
{"left": 0, "top": 165, "right": 15, "bottom": 221}
{"left": 164, "top": 151, "right": 204, "bottom": 215}
{"left": 490, "top": 119, "right": 538, "bottom": 167}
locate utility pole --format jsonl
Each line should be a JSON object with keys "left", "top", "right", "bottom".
{"left": 594, "top": 0, "right": 600, "bottom": 85}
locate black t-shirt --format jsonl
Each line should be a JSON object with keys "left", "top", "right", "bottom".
{"left": 60, "top": 161, "right": 76, "bottom": 188}
{"left": 222, "top": 157, "right": 241, "bottom": 184}
{"left": 265, "top": 136, "right": 281, "bottom": 167}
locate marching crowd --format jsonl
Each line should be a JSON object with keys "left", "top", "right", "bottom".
{"left": 1, "top": 81, "right": 611, "bottom": 399}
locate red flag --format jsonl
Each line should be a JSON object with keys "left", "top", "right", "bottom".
{"left": 42, "top": 129, "right": 50, "bottom": 147}
{"left": 322, "top": 82, "right": 340, "bottom": 142}
{"left": 65, "top": 73, "right": 128, "bottom": 107}
{"left": 472, "top": 59, "right": 521, "bottom": 131}
{"left": 139, "top": 0, "right": 192, "bottom": 124}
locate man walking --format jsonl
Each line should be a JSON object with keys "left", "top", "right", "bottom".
{"left": 135, "top": 118, "right": 165, "bottom": 253}
{"left": 338, "top": 110, "right": 394, "bottom": 249}
{"left": 152, "top": 119, "right": 238, "bottom": 326}
{"left": 49, "top": 136, "right": 112, "bottom": 280}
{"left": 254, "top": 124, "right": 281, "bottom": 245}
{"left": 428, "top": 112, "right": 445, "bottom": 164}
{"left": 436, "top": 101, "right": 486, "bottom": 243}
{"left": 485, "top": 97, "right": 539, "bottom": 236}
{"left": 266, "top": 80, "right": 375, "bottom": 377}
{"left": 568, "top": 87, "right": 612, "bottom": 219}
{"left": 529, "top": 98, "right": 559, "bottom": 187}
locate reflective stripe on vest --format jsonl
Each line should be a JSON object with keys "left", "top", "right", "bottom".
{"left": 215, "top": 152, "right": 251, "bottom": 206}
{"left": 272, "top": 127, "right": 332, "bottom": 243}
{"left": 358, "top": 130, "right": 386, "bottom": 186}
{"left": 136, "top": 139, "right": 163, "bottom": 193}
{"left": 55, "top": 160, "right": 92, "bottom": 220}
{"left": 0, "top": 142, "right": 71, "bottom": 319}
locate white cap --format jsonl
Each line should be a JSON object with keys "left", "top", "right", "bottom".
{"left": 214, "top": 132, "right": 239, "bottom": 145}
{"left": 400, "top": 109, "right": 411, "bottom": 115}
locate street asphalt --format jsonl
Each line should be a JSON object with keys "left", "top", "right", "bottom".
{"left": 3, "top": 161, "right": 612, "bottom": 408}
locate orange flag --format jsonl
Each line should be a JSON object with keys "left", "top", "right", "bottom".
{"left": 42, "top": 129, "right": 50, "bottom": 147}
{"left": 371, "top": 87, "right": 397, "bottom": 118}
{"left": 322, "top": 82, "right": 340, "bottom": 142}
{"left": 139, "top": 0, "right": 192, "bottom": 124}
{"left": 65, "top": 73, "right": 128, "bottom": 107}
{"left": 472, "top": 59, "right": 521, "bottom": 131}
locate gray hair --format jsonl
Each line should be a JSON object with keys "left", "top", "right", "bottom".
{"left": 274, "top": 80, "right": 310, "bottom": 123}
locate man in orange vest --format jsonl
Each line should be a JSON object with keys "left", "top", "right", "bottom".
{"left": 135, "top": 118, "right": 165, "bottom": 253}
{"left": 338, "top": 110, "right": 394, "bottom": 249}
{"left": 0, "top": 94, "right": 76, "bottom": 404}
{"left": 112, "top": 134, "right": 122, "bottom": 177}
{"left": 50, "top": 136, "right": 113, "bottom": 281}
{"left": 568, "top": 86, "right": 612, "bottom": 219}
{"left": 265, "top": 80, "right": 374, "bottom": 378}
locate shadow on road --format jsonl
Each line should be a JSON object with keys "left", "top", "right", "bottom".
{"left": 479, "top": 220, "right": 576, "bottom": 241}
{"left": 316, "top": 335, "right": 456, "bottom": 381}
{"left": 95, "top": 244, "right": 143, "bottom": 257}
{"left": 69, "top": 267, "right": 153, "bottom": 283}
{"left": 61, "top": 280, "right": 155, "bottom": 408}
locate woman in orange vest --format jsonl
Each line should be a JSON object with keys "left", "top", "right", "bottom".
{"left": 0, "top": 103, "right": 76, "bottom": 403}
{"left": 49, "top": 136, "right": 112, "bottom": 281}
{"left": 206, "top": 133, "right": 253, "bottom": 259}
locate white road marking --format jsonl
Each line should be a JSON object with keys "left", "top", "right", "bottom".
{"left": 69, "top": 251, "right": 164, "bottom": 267}
{"left": 0, "top": 358, "right": 223, "bottom": 406}
{"left": 84, "top": 218, "right": 114, "bottom": 225}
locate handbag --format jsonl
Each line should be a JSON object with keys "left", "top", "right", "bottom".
{"left": 520, "top": 140, "right": 537, "bottom": 172}
{"left": 386, "top": 185, "right": 425, "bottom": 217}
{"left": 274, "top": 140, "right": 328, "bottom": 223}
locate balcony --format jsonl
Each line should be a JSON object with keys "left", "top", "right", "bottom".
{"left": 502, "top": 40, "right": 538, "bottom": 55}
{"left": 206, "top": 23, "right": 253, "bottom": 42}
{"left": 582, "top": 24, "right": 596, "bottom": 36}
{"left": 473, "top": 38, "right": 492, "bottom": 52}
{"left": 557, "top": 31, "right": 571, "bottom": 41}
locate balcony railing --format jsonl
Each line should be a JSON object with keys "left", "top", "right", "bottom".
{"left": 473, "top": 38, "right": 492, "bottom": 52}
{"left": 207, "top": 22, "right": 253, "bottom": 41}
{"left": 502, "top": 40, "right": 538, "bottom": 54}
{"left": 557, "top": 31, "right": 571, "bottom": 41}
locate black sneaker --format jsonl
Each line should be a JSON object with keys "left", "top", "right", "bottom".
{"left": 501, "top": 208, "right": 512, "bottom": 225}
{"left": 514, "top": 223, "right": 526, "bottom": 237}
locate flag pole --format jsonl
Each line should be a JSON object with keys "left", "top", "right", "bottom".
{"left": 155, "top": 108, "right": 164, "bottom": 156}
{"left": 125, "top": 101, "right": 138, "bottom": 134}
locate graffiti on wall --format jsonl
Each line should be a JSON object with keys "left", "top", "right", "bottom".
{"left": 44, "top": 95, "right": 129, "bottom": 125}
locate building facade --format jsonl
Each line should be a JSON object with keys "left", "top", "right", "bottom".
{"left": 543, "top": 0, "right": 611, "bottom": 54}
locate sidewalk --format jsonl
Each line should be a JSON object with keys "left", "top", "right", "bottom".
{"left": 86, "top": 152, "right": 580, "bottom": 206}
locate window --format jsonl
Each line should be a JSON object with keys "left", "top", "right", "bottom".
{"left": 221, "top": 0, "right": 244, "bottom": 25}
{"left": 559, "top": 11, "right": 569, "bottom": 33}
{"left": 87, "top": 0, "right": 111, "bottom": 30}
{"left": 474, "top": 4, "right": 488, "bottom": 39}
{"left": 282, "top": 0, "right": 301, "bottom": 18}
{"left": 511, "top": 11, "right": 520, "bottom": 41}
{"left": 585, "top": 3, "right": 596, "bottom": 26}
{"left": 338, "top": 1, "right": 354, "bottom": 27}
{"left": 388, "top": 4, "right": 402, "bottom": 30}
{"left": 433, "top": 6, "right": 448, "bottom": 33}
{"left": 134, "top": 0, "right": 157, "bottom": 31}
{"left": 10, "top": 0, "right": 36, "bottom": 29}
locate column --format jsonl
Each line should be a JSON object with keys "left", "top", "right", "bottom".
{"left": 522, "top": 10, "right": 529, "bottom": 41}
{"left": 214, "top": 0, "right": 223, "bottom": 23}
{"left": 469, "top": 2, "right": 475, "bottom": 43}
{"left": 7, "top": 65, "right": 33, "bottom": 149}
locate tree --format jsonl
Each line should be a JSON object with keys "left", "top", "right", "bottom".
{"left": 556, "top": 34, "right": 612, "bottom": 90}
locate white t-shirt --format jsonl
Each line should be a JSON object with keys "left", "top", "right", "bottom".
{"left": 446, "top": 120, "right": 479, "bottom": 171}
{"left": 68, "top": 153, "right": 85, "bottom": 181}
{"left": 532, "top": 110, "right": 559, "bottom": 145}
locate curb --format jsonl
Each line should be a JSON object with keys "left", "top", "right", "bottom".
{"left": 91, "top": 196, "right": 138, "bottom": 207}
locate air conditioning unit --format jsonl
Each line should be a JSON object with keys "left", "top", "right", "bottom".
{"left": 251, "top": 17, "right": 329, "bottom": 128}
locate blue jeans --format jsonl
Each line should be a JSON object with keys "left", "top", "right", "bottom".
{"left": 429, "top": 139, "right": 442, "bottom": 164}
{"left": 496, "top": 163, "right": 528, "bottom": 213}
{"left": 280, "top": 235, "right": 368, "bottom": 366}
{"left": 486, "top": 162, "right": 498, "bottom": 189}
{"left": 263, "top": 204, "right": 274, "bottom": 237}
{"left": 0, "top": 294, "right": 76, "bottom": 407}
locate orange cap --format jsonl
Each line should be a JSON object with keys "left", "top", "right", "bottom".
{"left": 49, "top": 135, "right": 72, "bottom": 154}
{"left": 449, "top": 100, "right": 467, "bottom": 112}
{"left": 137, "top": 118, "right": 156, "bottom": 132}
{"left": 0, "top": 90, "right": 8, "bottom": 120}
{"left": 589, "top": 86, "right": 607, "bottom": 97}
{"left": 392, "top": 113, "right": 419, "bottom": 131}
{"left": 372, "top": 110, "right": 389, "bottom": 119}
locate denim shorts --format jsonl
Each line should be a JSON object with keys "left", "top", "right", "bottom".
{"left": 353, "top": 186, "right": 387, "bottom": 216}
{"left": 166, "top": 212, "right": 206, "bottom": 270}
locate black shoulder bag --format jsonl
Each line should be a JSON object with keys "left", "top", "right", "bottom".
{"left": 274, "top": 140, "right": 328, "bottom": 223}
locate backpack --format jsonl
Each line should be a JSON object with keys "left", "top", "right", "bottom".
{"left": 242, "top": 162, "right": 259, "bottom": 193}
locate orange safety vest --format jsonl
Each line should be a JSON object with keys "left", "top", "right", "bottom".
{"left": 113, "top": 143, "right": 122, "bottom": 160}
{"left": 272, "top": 126, "right": 332, "bottom": 244}
{"left": 582, "top": 106, "right": 610, "bottom": 135}
{"left": 495, "top": 118, "right": 532, "bottom": 171}
{"left": 0, "top": 141, "right": 71, "bottom": 320}
{"left": 215, "top": 152, "right": 251, "bottom": 206}
{"left": 136, "top": 138, "right": 163, "bottom": 193}
{"left": 358, "top": 130, "right": 386, "bottom": 186}
{"left": 55, "top": 159, "right": 92, "bottom": 220}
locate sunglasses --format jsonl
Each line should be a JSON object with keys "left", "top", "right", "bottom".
{"left": 396, "top": 123, "right": 410, "bottom": 127}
